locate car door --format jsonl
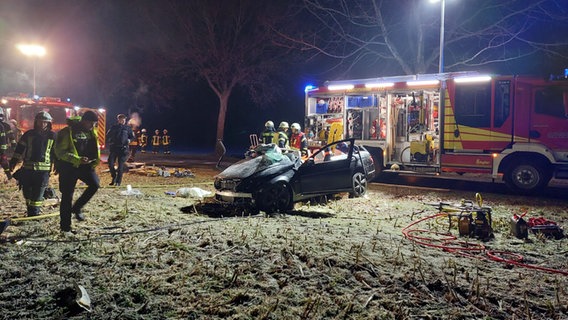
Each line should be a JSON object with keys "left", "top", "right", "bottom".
{"left": 296, "top": 140, "right": 354, "bottom": 195}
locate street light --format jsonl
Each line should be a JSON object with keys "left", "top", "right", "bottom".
{"left": 16, "top": 44, "right": 46, "bottom": 97}
{"left": 429, "top": 0, "right": 447, "bottom": 165}
{"left": 429, "top": 0, "right": 445, "bottom": 73}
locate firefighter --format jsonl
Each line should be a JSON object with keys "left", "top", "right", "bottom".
{"left": 277, "top": 121, "right": 289, "bottom": 149}
{"left": 162, "top": 129, "right": 171, "bottom": 154}
{"left": 151, "top": 129, "right": 161, "bottom": 154}
{"left": 54, "top": 110, "right": 101, "bottom": 233}
{"left": 261, "top": 120, "right": 277, "bottom": 144}
{"left": 127, "top": 120, "right": 139, "bottom": 162}
{"left": 0, "top": 108, "right": 17, "bottom": 179}
{"left": 106, "top": 114, "right": 134, "bottom": 186}
{"left": 10, "top": 119, "right": 23, "bottom": 142}
{"left": 8, "top": 111, "right": 56, "bottom": 217}
{"left": 289, "top": 122, "right": 308, "bottom": 157}
{"left": 139, "top": 128, "right": 148, "bottom": 153}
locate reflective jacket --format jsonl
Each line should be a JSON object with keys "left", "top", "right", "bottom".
{"left": 290, "top": 131, "right": 308, "bottom": 155}
{"left": 152, "top": 134, "right": 161, "bottom": 146}
{"left": 54, "top": 122, "right": 100, "bottom": 168}
{"left": 277, "top": 131, "right": 289, "bottom": 149}
{"left": 10, "top": 129, "right": 56, "bottom": 171}
{"left": 261, "top": 128, "right": 277, "bottom": 144}
{"left": 139, "top": 133, "right": 148, "bottom": 146}
{"left": 0, "top": 121, "right": 16, "bottom": 153}
{"left": 162, "top": 134, "right": 171, "bottom": 146}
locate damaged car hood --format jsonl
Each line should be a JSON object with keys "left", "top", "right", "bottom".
{"left": 216, "top": 152, "right": 299, "bottom": 180}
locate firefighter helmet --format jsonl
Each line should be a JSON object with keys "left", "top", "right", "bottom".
{"left": 155, "top": 129, "right": 160, "bottom": 134}
{"left": 265, "top": 120, "right": 274, "bottom": 129}
{"left": 117, "top": 114, "right": 127, "bottom": 120}
{"left": 163, "top": 129, "right": 168, "bottom": 134}
{"left": 141, "top": 128, "right": 147, "bottom": 133}
{"left": 291, "top": 122, "right": 301, "bottom": 133}
{"left": 35, "top": 111, "right": 53, "bottom": 122}
{"left": 279, "top": 121, "right": 289, "bottom": 129}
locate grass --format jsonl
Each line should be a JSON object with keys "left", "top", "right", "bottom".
{"left": 0, "top": 166, "right": 567, "bottom": 319}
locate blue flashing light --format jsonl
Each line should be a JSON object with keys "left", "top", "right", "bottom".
{"left": 66, "top": 98, "right": 71, "bottom": 102}
{"left": 304, "top": 84, "right": 315, "bottom": 92}
{"left": 564, "top": 68, "right": 568, "bottom": 78}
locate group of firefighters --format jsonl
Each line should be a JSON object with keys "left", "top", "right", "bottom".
{"left": 1, "top": 109, "right": 100, "bottom": 233}
{"left": 129, "top": 127, "right": 172, "bottom": 161}
{"left": 0, "top": 110, "right": 176, "bottom": 235}
{"left": 260, "top": 120, "right": 308, "bottom": 157}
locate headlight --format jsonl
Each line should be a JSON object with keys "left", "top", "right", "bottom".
{"left": 214, "top": 178, "right": 241, "bottom": 191}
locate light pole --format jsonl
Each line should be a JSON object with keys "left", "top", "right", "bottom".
{"left": 430, "top": 0, "right": 445, "bottom": 73}
{"left": 16, "top": 44, "right": 46, "bottom": 97}
{"left": 429, "top": 0, "right": 447, "bottom": 164}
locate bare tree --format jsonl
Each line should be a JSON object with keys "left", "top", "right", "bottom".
{"left": 284, "top": 0, "right": 568, "bottom": 76}
{"left": 139, "top": 0, "right": 300, "bottom": 142}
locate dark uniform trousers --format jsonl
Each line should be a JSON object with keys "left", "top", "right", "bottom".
{"left": 20, "top": 169, "right": 50, "bottom": 216}
{"left": 108, "top": 147, "right": 129, "bottom": 185}
{"left": 58, "top": 162, "right": 100, "bottom": 231}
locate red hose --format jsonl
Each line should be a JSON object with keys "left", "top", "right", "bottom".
{"left": 403, "top": 213, "right": 568, "bottom": 276}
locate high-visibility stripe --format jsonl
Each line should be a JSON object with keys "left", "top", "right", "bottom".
{"left": 97, "top": 112, "right": 106, "bottom": 148}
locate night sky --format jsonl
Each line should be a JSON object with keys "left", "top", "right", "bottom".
{"left": 1, "top": 0, "right": 567, "bottom": 153}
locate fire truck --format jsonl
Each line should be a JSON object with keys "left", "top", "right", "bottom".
{"left": 1, "top": 94, "right": 106, "bottom": 148}
{"left": 304, "top": 71, "right": 568, "bottom": 193}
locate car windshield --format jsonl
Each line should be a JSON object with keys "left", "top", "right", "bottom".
{"left": 218, "top": 144, "right": 298, "bottom": 179}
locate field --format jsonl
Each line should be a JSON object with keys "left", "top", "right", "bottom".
{"left": 1, "top": 162, "right": 567, "bottom": 320}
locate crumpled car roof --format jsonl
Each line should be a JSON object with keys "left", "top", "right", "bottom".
{"left": 217, "top": 144, "right": 299, "bottom": 179}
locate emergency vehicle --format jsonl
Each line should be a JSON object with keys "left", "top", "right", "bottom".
{"left": 304, "top": 71, "right": 568, "bottom": 193}
{"left": 1, "top": 94, "right": 106, "bottom": 148}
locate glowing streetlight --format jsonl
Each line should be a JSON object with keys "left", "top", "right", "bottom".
{"left": 16, "top": 44, "right": 46, "bottom": 97}
{"left": 429, "top": 0, "right": 445, "bottom": 73}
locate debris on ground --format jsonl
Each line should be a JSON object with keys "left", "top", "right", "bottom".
{"left": 175, "top": 187, "right": 212, "bottom": 199}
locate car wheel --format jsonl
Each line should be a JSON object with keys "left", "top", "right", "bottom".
{"left": 255, "top": 181, "right": 291, "bottom": 214}
{"left": 349, "top": 172, "right": 367, "bottom": 198}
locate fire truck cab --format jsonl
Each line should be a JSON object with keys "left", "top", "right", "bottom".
{"left": 305, "top": 72, "right": 568, "bottom": 193}
{"left": 1, "top": 94, "right": 106, "bottom": 148}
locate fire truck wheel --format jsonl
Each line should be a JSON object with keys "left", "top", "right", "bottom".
{"left": 349, "top": 172, "right": 367, "bottom": 198}
{"left": 504, "top": 161, "right": 550, "bottom": 193}
{"left": 255, "top": 181, "right": 292, "bottom": 214}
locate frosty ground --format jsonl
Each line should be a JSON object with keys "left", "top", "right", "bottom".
{"left": 0, "top": 163, "right": 567, "bottom": 319}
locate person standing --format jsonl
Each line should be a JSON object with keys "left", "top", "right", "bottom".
{"left": 289, "top": 123, "right": 308, "bottom": 157}
{"left": 161, "top": 129, "right": 171, "bottom": 154}
{"left": 54, "top": 110, "right": 101, "bottom": 233}
{"left": 139, "top": 128, "right": 148, "bottom": 153}
{"left": 127, "top": 121, "right": 139, "bottom": 162}
{"left": 151, "top": 129, "right": 161, "bottom": 154}
{"left": 277, "top": 121, "right": 290, "bottom": 149}
{"left": 0, "top": 108, "right": 17, "bottom": 179}
{"left": 10, "top": 119, "right": 23, "bottom": 142}
{"left": 106, "top": 114, "right": 134, "bottom": 186}
{"left": 261, "top": 120, "right": 277, "bottom": 144}
{"left": 8, "top": 112, "right": 56, "bottom": 217}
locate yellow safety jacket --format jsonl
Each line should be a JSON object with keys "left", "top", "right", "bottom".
{"left": 54, "top": 124, "right": 100, "bottom": 168}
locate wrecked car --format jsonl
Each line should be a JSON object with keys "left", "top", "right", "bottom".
{"left": 214, "top": 138, "right": 375, "bottom": 213}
